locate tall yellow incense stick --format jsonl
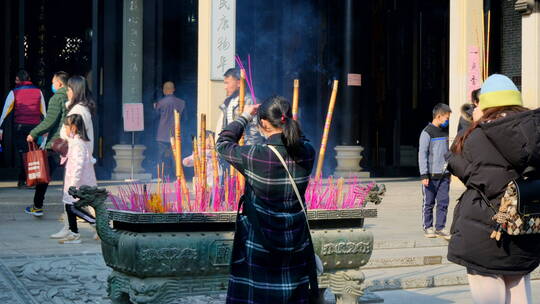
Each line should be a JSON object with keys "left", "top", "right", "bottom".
{"left": 480, "top": 7, "right": 487, "bottom": 80}
{"left": 239, "top": 69, "right": 246, "bottom": 112}
{"left": 200, "top": 113, "right": 207, "bottom": 190}
{"left": 192, "top": 137, "right": 200, "bottom": 184}
{"left": 174, "top": 110, "right": 182, "bottom": 180}
{"left": 170, "top": 136, "right": 176, "bottom": 163}
{"left": 209, "top": 134, "right": 219, "bottom": 187}
{"left": 292, "top": 79, "right": 299, "bottom": 120}
{"left": 238, "top": 69, "right": 247, "bottom": 144}
{"left": 174, "top": 110, "right": 189, "bottom": 208}
{"left": 238, "top": 70, "right": 247, "bottom": 189}
{"left": 486, "top": 10, "right": 491, "bottom": 78}
{"left": 315, "top": 80, "right": 339, "bottom": 180}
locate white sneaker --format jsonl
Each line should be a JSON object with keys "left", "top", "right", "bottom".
{"left": 58, "top": 231, "right": 81, "bottom": 244}
{"left": 424, "top": 227, "right": 436, "bottom": 238}
{"left": 50, "top": 226, "right": 70, "bottom": 239}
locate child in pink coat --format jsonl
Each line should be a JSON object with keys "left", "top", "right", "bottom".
{"left": 57, "top": 114, "right": 97, "bottom": 244}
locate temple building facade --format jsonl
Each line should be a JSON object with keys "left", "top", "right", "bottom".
{"left": 1, "top": 0, "right": 539, "bottom": 179}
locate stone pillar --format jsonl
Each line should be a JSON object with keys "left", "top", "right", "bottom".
{"left": 112, "top": 0, "right": 151, "bottom": 180}
{"left": 448, "top": 0, "right": 483, "bottom": 189}
{"left": 519, "top": 1, "right": 540, "bottom": 109}
{"left": 122, "top": 0, "right": 143, "bottom": 104}
{"left": 448, "top": 0, "right": 484, "bottom": 143}
{"left": 198, "top": 0, "right": 234, "bottom": 134}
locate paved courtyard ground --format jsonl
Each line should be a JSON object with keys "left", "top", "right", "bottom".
{"left": 0, "top": 178, "right": 539, "bottom": 303}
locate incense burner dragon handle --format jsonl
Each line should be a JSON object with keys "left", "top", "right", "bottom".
{"left": 70, "top": 186, "right": 120, "bottom": 247}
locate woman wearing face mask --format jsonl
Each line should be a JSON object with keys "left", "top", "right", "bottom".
{"left": 447, "top": 74, "right": 540, "bottom": 303}
{"left": 216, "top": 96, "right": 320, "bottom": 303}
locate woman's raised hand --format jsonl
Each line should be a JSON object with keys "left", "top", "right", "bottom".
{"left": 243, "top": 104, "right": 260, "bottom": 117}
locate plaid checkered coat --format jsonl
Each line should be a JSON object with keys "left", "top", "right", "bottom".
{"left": 216, "top": 114, "right": 317, "bottom": 304}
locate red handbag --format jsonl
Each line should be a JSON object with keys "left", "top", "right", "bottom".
{"left": 23, "top": 142, "right": 51, "bottom": 186}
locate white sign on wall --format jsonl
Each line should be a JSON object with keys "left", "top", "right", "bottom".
{"left": 211, "top": 0, "right": 236, "bottom": 80}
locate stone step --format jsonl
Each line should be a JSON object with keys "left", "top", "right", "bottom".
{"left": 373, "top": 238, "right": 449, "bottom": 250}
{"left": 365, "top": 246, "right": 449, "bottom": 269}
{"left": 362, "top": 263, "right": 540, "bottom": 292}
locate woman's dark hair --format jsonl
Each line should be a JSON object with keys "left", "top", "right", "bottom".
{"left": 257, "top": 96, "right": 303, "bottom": 158}
{"left": 471, "top": 89, "right": 480, "bottom": 105}
{"left": 67, "top": 76, "right": 96, "bottom": 114}
{"left": 452, "top": 105, "right": 528, "bottom": 153}
{"left": 64, "top": 114, "right": 90, "bottom": 141}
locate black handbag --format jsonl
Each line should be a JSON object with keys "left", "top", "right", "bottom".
{"left": 514, "top": 176, "right": 540, "bottom": 216}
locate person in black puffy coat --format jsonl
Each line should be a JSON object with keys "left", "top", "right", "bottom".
{"left": 447, "top": 74, "right": 540, "bottom": 304}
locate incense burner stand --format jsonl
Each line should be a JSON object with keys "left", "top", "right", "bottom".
{"left": 71, "top": 186, "right": 383, "bottom": 304}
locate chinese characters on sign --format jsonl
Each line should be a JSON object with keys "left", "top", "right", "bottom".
{"left": 122, "top": 0, "right": 143, "bottom": 104}
{"left": 123, "top": 103, "right": 144, "bottom": 132}
{"left": 347, "top": 73, "right": 362, "bottom": 87}
{"left": 211, "top": 0, "right": 236, "bottom": 80}
{"left": 468, "top": 46, "right": 482, "bottom": 100}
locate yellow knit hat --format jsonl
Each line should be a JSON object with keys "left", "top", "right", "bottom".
{"left": 479, "top": 74, "right": 523, "bottom": 110}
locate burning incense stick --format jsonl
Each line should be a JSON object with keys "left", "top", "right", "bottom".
{"left": 315, "top": 80, "right": 339, "bottom": 179}
{"left": 292, "top": 79, "right": 299, "bottom": 121}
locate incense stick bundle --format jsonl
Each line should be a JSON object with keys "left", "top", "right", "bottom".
{"left": 292, "top": 79, "right": 299, "bottom": 121}
{"left": 315, "top": 80, "right": 339, "bottom": 179}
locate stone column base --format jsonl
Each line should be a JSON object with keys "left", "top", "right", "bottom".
{"left": 333, "top": 171, "right": 371, "bottom": 179}
{"left": 112, "top": 144, "right": 151, "bottom": 180}
{"left": 334, "top": 145, "right": 370, "bottom": 178}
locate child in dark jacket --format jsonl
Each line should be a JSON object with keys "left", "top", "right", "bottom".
{"left": 418, "top": 103, "right": 452, "bottom": 240}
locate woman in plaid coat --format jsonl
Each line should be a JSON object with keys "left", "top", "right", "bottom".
{"left": 216, "top": 96, "right": 319, "bottom": 303}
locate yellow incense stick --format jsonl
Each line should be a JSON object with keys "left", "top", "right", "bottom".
{"left": 200, "top": 113, "right": 207, "bottom": 190}
{"left": 209, "top": 134, "right": 220, "bottom": 187}
{"left": 486, "top": 10, "right": 491, "bottom": 78}
{"left": 192, "top": 137, "right": 200, "bottom": 185}
{"left": 292, "top": 79, "right": 299, "bottom": 120}
{"left": 315, "top": 80, "right": 339, "bottom": 179}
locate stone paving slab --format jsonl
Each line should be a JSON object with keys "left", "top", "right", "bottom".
{"left": 365, "top": 246, "right": 449, "bottom": 269}
{"left": 364, "top": 264, "right": 540, "bottom": 292}
{"left": 375, "top": 281, "right": 540, "bottom": 304}
{"left": 1, "top": 178, "right": 537, "bottom": 304}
